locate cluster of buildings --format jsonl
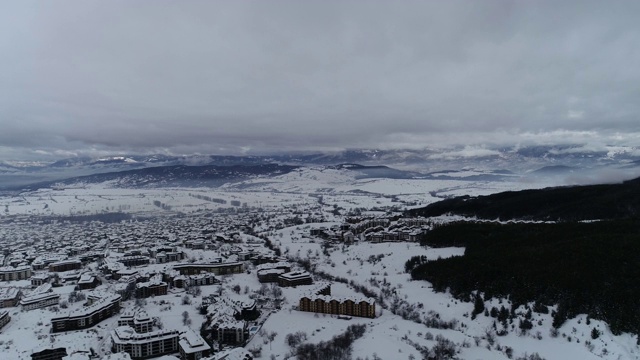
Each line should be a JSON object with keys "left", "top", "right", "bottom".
{"left": 310, "top": 217, "right": 431, "bottom": 243}
{"left": 201, "top": 294, "right": 259, "bottom": 349}
{"left": 111, "top": 309, "right": 204, "bottom": 359}
{"left": 0, "top": 208, "right": 397, "bottom": 359}
{"left": 112, "top": 325, "right": 213, "bottom": 360}
{"left": 109, "top": 306, "right": 211, "bottom": 360}
{"left": 255, "top": 262, "right": 314, "bottom": 287}
{"left": 256, "top": 262, "right": 291, "bottom": 283}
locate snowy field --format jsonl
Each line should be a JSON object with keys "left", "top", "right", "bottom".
{"left": 0, "top": 167, "right": 558, "bottom": 217}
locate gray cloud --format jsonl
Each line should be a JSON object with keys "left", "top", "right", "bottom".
{"left": 1, "top": 0, "right": 640, "bottom": 160}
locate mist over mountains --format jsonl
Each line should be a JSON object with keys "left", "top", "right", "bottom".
{"left": 1, "top": 144, "right": 639, "bottom": 190}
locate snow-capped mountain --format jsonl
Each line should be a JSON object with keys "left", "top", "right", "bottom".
{"left": 1, "top": 144, "right": 640, "bottom": 190}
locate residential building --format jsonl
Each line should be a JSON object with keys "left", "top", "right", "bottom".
{"left": 256, "top": 262, "right": 291, "bottom": 283}
{"left": 179, "top": 329, "right": 211, "bottom": 360}
{"left": 277, "top": 271, "right": 313, "bottom": 287}
{"left": 51, "top": 293, "right": 121, "bottom": 332}
{"left": 299, "top": 295, "right": 376, "bottom": 318}
{"left": 174, "top": 273, "right": 217, "bottom": 288}
{"left": 113, "top": 269, "right": 138, "bottom": 281}
{"left": 31, "top": 273, "right": 49, "bottom": 287}
{"left": 118, "top": 309, "right": 154, "bottom": 333}
{"left": 173, "top": 262, "right": 243, "bottom": 276}
{"left": 118, "top": 256, "right": 150, "bottom": 267}
{"left": 201, "top": 296, "right": 252, "bottom": 347}
{"left": 0, "top": 310, "right": 10, "bottom": 331}
{"left": 216, "top": 321, "right": 246, "bottom": 346}
{"left": 111, "top": 326, "right": 179, "bottom": 359}
{"left": 256, "top": 268, "right": 286, "bottom": 283}
{"left": 20, "top": 292, "right": 60, "bottom": 311}
{"left": 0, "top": 265, "right": 32, "bottom": 281}
{"left": 206, "top": 348, "right": 253, "bottom": 360}
{"left": 77, "top": 274, "right": 101, "bottom": 290}
{"left": 49, "top": 260, "right": 82, "bottom": 273}
{"left": 135, "top": 275, "right": 168, "bottom": 298}
{"left": 30, "top": 347, "right": 67, "bottom": 360}
{"left": 0, "top": 287, "right": 21, "bottom": 308}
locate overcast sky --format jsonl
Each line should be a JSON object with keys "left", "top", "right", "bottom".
{"left": 1, "top": 0, "right": 639, "bottom": 160}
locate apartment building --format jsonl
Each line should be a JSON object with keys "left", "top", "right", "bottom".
{"left": 51, "top": 293, "right": 121, "bottom": 332}
{"left": 48, "top": 260, "right": 82, "bottom": 273}
{"left": 0, "top": 310, "right": 10, "bottom": 331}
{"left": 20, "top": 292, "right": 60, "bottom": 311}
{"left": 118, "top": 256, "right": 150, "bottom": 267}
{"left": 0, "top": 265, "right": 32, "bottom": 281}
{"left": 135, "top": 275, "right": 168, "bottom": 298}
{"left": 111, "top": 326, "right": 180, "bottom": 359}
{"left": 173, "top": 262, "right": 243, "bottom": 276}
{"left": 277, "top": 271, "right": 313, "bottom": 287}
{"left": 0, "top": 288, "right": 21, "bottom": 308}
{"left": 256, "top": 262, "right": 291, "bottom": 283}
{"left": 299, "top": 295, "right": 376, "bottom": 319}
{"left": 179, "top": 329, "right": 211, "bottom": 360}
{"left": 118, "top": 309, "right": 154, "bottom": 334}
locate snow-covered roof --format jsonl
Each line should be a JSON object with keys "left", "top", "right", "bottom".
{"left": 278, "top": 270, "right": 311, "bottom": 280}
{"left": 179, "top": 329, "right": 211, "bottom": 354}
{"left": 112, "top": 326, "right": 180, "bottom": 344}
{"left": 0, "top": 287, "right": 20, "bottom": 299}
{"left": 20, "top": 291, "right": 59, "bottom": 305}
{"left": 204, "top": 348, "right": 252, "bottom": 360}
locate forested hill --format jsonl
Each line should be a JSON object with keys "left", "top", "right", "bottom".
{"left": 408, "top": 220, "right": 640, "bottom": 336}
{"left": 407, "top": 176, "right": 640, "bottom": 221}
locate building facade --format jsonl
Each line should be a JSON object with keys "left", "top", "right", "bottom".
{"left": 20, "top": 293, "right": 60, "bottom": 311}
{"left": 118, "top": 256, "right": 150, "bottom": 267}
{"left": 30, "top": 347, "right": 67, "bottom": 360}
{"left": 48, "top": 260, "right": 82, "bottom": 273}
{"left": 299, "top": 295, "right": 376, "bottom": 318}
{"left": 111, "top": 326, "right": 179, "bottom": 359}
{"left": 0, "top": 288, "right": 21, "bottom": 308}
{"left": 179, "top": 330, "right": 211, "bottom": 360}
{"left": 118, "top": 309, "right": 154, "bottom": 334}
{"left": 173, "top": 262, "right": 244, "bottom": 276}
{"left": 0, "top": 265, "right": 32, "bottom": 281}
{"left": 135, "top": 280, "right": 168, "bottom": 298}
{"left": 277, "top": 271, "right": 313, "bottom": 287}
{"left": 0, "top": 310, "right": 10, "bottom": 331}
{"left": 30, "top": 274, "right": 49, "bottom": 287}
{"left": 51, "top": 294, "right": 121, "bottom": 332}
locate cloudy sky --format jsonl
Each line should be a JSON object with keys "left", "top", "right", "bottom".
{"left": 1, "top": 0, "right": 639, "bottom": 160}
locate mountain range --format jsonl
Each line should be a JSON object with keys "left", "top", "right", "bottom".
{"left": 1, "top": 144, "right": 639, "bottom": 190}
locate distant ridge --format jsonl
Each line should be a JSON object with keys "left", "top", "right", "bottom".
{"left": 12, "top": 164, "right": 299, "bottom": 191}
{"left": 5, "top": 163, "right": 421, "bottom": 191}
{"left": 529, "top": 164, "right": 577, "bottom": 175}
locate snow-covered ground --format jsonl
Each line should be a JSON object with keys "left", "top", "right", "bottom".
{"left": 253, "top": 225, "right": 640, "bottom": 360}
{"left": 0, "top": 167, "right": 559, "bottom": 218}
{"left": 0, "top": 171, "right": 637, "bottom": 359}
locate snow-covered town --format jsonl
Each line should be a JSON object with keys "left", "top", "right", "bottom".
{"left": 3, "top": 0, "right": 640, "bottom": 358}
{"left": 0, "top": 172, "right": 638, "bottom": 360}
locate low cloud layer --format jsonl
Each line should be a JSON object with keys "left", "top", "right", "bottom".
{"left": 1, "top": 1, "right": 639, "bottom": 160}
